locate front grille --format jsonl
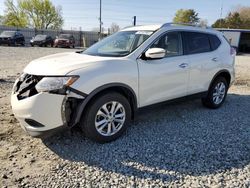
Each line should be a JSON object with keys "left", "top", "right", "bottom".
{"left": 14, "top": 74, "right": 43, "bottom": 100}
{"left": 58, "top": 40, "right": 69, "bottom": 45}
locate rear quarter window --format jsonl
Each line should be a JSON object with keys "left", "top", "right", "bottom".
{"left": 209, "top": 34, "right": 221, "bottom": 50}
{"left": 183, "top": 32, "right": 211, "bottom": 54}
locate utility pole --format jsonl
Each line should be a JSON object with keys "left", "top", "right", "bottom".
{"left": 99, "top": 0, "right": 102, "bottom": 40}
{"left": 133, "top": 16, "right": 136, "bottom": 26}
{"left": 220, "top": 0, "right": 223, "bottom": 27}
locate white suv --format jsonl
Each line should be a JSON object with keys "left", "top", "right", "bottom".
{"left": 11, "top": 23, "right": 235, "bottom": 143}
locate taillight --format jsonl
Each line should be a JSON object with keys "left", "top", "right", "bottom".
{"left": 230, "top": 47, "right": 236, "bottom": 56}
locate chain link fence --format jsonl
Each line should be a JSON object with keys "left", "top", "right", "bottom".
{"left": 0, "top": 25, "right": 100, "bottom": 47}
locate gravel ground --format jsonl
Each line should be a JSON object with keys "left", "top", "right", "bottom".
{"left": 0, "top": 46, "right": 250, "bottom": 187}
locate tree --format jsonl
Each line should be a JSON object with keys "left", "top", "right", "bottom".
{"left": 3, "top": 0, "right": 28, "bottom": 27}
{"left": 109, "top": 23, "right": 120, "bottom": 34}
{"left": 235, "top": 6, "right": 250, "bottom": 29}
{"left": 19, "top": 0, "right": 63, "bottom": 29}
{"left": 0, "top": 15, "right": 3, "bottom": 25}
{"left": 198, "top": 19, "right": 208, "bottom": 27}
{"left": 227, "top": 12, "right": 243, "bottom": 29}
{"left": 92, "top": 27, "right": 105, "bottom": 33}
{"left": 173, "top": 9, "right": 200, "bottom": 24}
{"left": 212, "top": 6, "right": 250, "bottom": 29}
{"left": 212, "top": 19, "right": 227, "bottom": 28}
{"left": 2, "top": 0, "right": 63, "bottom": 29}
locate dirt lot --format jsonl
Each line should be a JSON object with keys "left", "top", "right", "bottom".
{"left": 0, "top": 46, "right": 250, "bottom": 187}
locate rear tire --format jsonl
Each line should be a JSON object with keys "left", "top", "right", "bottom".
{"left": 80, "top": 92, "right": 131, "bottom": 143}
{"left": 202, "top": 77, "right": 229, "bottom": 109}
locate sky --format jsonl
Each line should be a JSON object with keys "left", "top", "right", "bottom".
{"left": 0, "top": 0, "right": 250, "bottom": 31}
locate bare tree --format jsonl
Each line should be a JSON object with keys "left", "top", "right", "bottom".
{"left": 199, "top": 19, "right": 208, "bottom": 27}
{"left": 235, "top": 6, "right": 250, "bottom": 28}
{"left": 110, "top": 23, "right": 120, "bottom": 34}
{"left": 0, "top": 15, "right": 4, "bottom": 25}
{"left": 92, "top": 27, "right": 105, "bottom": 33}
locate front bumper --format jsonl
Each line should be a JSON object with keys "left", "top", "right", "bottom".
{"left": 11, "top": 92, "right": 65, "bottom": 137}
{"left": 11, "top": 74, "right": 86, "bottom": 137}
{"left": 30, "top": 41, "right": 43, "bottom": 46}
{"left": 0, "top": 39, "right": 12, "bottom": 44}
{"left": 55, "top": 41, "right": 71, "bottom": 47}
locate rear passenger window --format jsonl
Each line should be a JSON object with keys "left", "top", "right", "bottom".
{"left": 209, "top": 35, "right": 221, "bottom": 50}
{"left": 184, "top": 32, "right": 211, "bottom": 54}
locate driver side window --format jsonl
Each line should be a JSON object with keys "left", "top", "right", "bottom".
{"left": 151, "top": 32, "right": 182, "bottom": 57}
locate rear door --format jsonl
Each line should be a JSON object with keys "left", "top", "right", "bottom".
{"left": 182, "top": 32, "right": 221, "bottom": 95}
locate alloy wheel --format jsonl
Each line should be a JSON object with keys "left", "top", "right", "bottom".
{"left": 212, "top": 82, "right": 226, "bottom": 105}
{"left": 95, "top": 101, "right": 126, "bottom": 136}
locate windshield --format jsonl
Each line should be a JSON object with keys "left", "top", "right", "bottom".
{"left": 83, "top": 31, "right": 153, "bottom": 57}
{"left": 34, "top": 34, "right": 46, "bottom": 40}
{"left": 59, "top": 34, "right": 71, "bottom": 39}
{"left": 0, "top": 31, "right": 15, "bottom": 37}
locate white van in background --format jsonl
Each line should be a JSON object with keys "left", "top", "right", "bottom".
{"left": 218, "top": 29, "right": 250, "bottom": 53}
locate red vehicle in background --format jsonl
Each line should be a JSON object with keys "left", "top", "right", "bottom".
{"left": 54, "top": 34, "right": 75, "bottom": 48}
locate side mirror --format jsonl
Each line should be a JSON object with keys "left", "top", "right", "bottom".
{"left": 145, "top": 48, "right": 166, "bottom": 59}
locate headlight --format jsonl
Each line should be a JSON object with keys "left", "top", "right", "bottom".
{"left": 35, "top": 76, "right": 79, "bottom": 92}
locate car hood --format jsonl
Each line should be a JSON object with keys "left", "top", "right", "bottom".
{"left": 57, "top": 38, "right": 69, "bottom": 41}
{"left": 31, "top": 39, "right": 44, "bottom": 42}
{"left": 24, "top": 52, "right": 115, "bottom": 75}
{"left": 0, "top": 35, "right": 12, "bottom": 38}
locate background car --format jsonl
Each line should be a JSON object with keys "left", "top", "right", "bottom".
{"left": 54, "top": 34, "right": 75, "bottom": 48}
{"left": 0, "top": 31, "right": 25, "bottom": 46}
{"left": 30, "top": 34, "right": 54, "bottom": 47}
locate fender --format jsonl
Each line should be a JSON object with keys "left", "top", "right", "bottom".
{"left": 208, "top": 69, "right": 231, "bottom": 91}
{"left": 72, "top": 83, "right": 138, "bottom": 126}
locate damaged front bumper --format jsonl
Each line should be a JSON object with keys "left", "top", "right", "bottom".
{"left": 11, "top": 74, "right": 85, "bottom": 137}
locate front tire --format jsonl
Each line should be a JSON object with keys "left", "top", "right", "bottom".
{"left": 12, "top": 41, "right": 17, "bottom": 46}
{"left": 80, "top": 92, "right": 131, "bottom": 143}
{"left": 202, "top": 77, "right": 229, "bottom": 109}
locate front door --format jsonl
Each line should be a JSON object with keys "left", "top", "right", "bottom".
{"left": 137, "top": 32, "right": 189, "bottom": 107}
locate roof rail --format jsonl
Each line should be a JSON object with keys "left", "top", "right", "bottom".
{"left": 123, "top": 25, "right": 143, "bottom": 29}
{"left": 161, "top": 22, "right": 212, "bottom": 29}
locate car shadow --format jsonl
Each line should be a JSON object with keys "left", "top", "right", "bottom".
{"left": 42, "top": 93, "right": 250, "bottom": 182}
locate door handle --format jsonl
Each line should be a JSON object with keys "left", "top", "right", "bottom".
{"left": 179, "top": 63, "right": 188, "bottom": 68}
{"left": 212, "top": 57, "right": 218, "bottom": 62}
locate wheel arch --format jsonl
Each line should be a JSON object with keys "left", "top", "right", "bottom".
{"left": 73, "top": 83, "right": 138, "bottom": 126}
{"left": 209, "top": 70, "right": 231, "bottom": 90}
